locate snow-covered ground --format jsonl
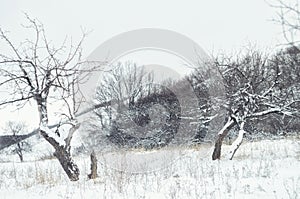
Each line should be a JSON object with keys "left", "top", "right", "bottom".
{"left": 0, "top": 137, "right": 299, "bottom": 199}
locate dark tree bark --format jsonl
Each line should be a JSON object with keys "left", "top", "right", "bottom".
{"left": 88, "top": 150, "right": 98, "bottom": 179}
{"left": 54, "top": 145, "right": 80, "bottom": 181}
{"left": 16, "top": 143, "right": 24, "bottom": 162}
{"left": 39, "top": 129, "right": 80, "bottom": 181}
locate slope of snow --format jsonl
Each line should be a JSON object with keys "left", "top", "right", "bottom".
{"left": 0, "top": 138, "right": 299, "bottom": 198}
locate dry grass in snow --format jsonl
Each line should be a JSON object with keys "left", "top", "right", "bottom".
{"left": 0, "top": 137, "right": 299, "bottom": 199}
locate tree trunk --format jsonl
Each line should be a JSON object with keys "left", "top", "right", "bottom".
{"left": 17, "top": 143, "right": 23, "bottom": 162}
{"left": 37, "top": 96, "right": 80, "bottom": 181}
{"left": 40, "top": 129, "right": 80, "bottom": 181}
{"left": 228, "top": 122, "right": 246, "bottom": 160}
{"left": 18, "top": 153, "right": 23, "bottom": 162}
{"left": 212, "top": 118, "right": 236, "bottom": 160}
{"left": 88, "top": 150, "right": 98, "bottom": 179}
{"left": 53, "top": 146, "right": 80, "bottom": 181}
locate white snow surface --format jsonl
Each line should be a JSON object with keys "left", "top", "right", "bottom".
{"left": 0, "top": 138, "right": 299, "bottom": 199}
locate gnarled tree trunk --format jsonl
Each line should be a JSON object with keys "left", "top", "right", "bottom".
{"left": 40, "top": 125, "right": 80, "bottom": 181}
{"left": 212, "top": 118, "right": 236, "bottom": 160}
{"left": 53, "top": 145, "right": 80, "bottom": 181}
{"left": 38, "top": 97, "right": 80, "bottom": 181}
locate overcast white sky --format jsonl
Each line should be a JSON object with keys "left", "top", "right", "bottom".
{"left": 0, "top": 0, "right": 290, "bottom": 55}
{"left": 0, "top": 0, "right": 295, "bottom": 129}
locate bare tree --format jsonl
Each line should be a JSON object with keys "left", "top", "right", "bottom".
{"left": 2, "top": 121, "right": 31, "bottom": 162}
{"left": 0, "top": 15, "right": 100, "bottom": 181}
{"left": 271, "top": 0, "right": 300, "bottom": 48}
{"left": 94, "top": 62, "right": 154, "bottom": 129}
{"left": 211, "top": 48, "right": 300, "bottom": 160}
{"left": 91, "top": 62, "right": 183, "bottom": 149}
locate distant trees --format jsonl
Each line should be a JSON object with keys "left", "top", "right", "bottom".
{"left": 0, "top": 15, "right": 100, "bottom": 181}
{"left": 85, "top": 47, "right": 299, "bottom": 161}
{"left": 90, "top": 61, "right": 214, "bottom": 149}
{"left": 93, "top": 62, "right": 154, "bottom": 130}
{"left": 88, "top": 62, "right": 183, "bottom": 149}
{"left": 2, "top": 121, "right": 32, "bottom": 162}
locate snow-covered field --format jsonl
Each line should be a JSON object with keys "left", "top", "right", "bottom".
{"left": 0, "top": 138, "right": 299, "bottom": 199}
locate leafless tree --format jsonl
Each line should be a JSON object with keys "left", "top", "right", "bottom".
{"left": 2, "top": 121, "right": 31, "bottom": 162}
{"left": 91, "top": 62, "right": 183, "bottom": 149}
{"left": 94, "top": 62, "right": 154, "bottom": 129}
{"left": 211, "top": 48, "right": 300, "bottom": 160}
{"left": 271, "top": 0, "right": 300, "bottom": 48}
{"left": 0, "top": 15, "right": 101, "bottom": 181}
